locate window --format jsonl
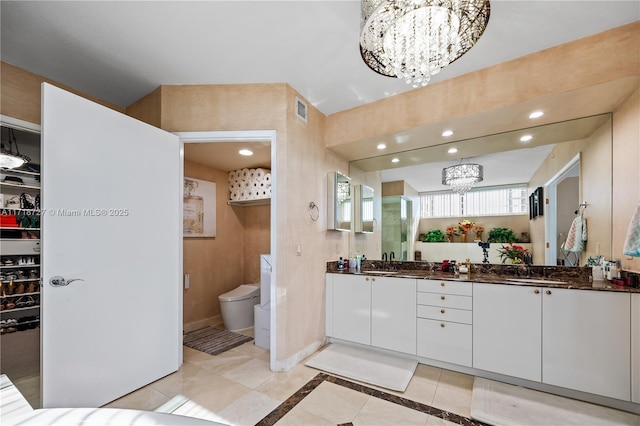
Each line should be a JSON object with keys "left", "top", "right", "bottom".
{"left": 420, "top": 185, "right": 528, "bottom": 218}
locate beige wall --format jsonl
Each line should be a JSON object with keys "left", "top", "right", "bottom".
{"left": 1, "top": 61, "right": 124, "bottom": 124}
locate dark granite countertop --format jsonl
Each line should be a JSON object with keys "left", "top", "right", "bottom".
{"left": 326, "top": 261, "right": 640, "bottom": 293}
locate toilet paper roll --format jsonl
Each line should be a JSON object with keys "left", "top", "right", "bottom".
{"left": 229, "top": 170, "right": 238, "bottom": 181}
{"left": 263, "top": 173, "right": 271, "bottom": 184}
{"left": 255, "top": 168, "right": 269, "bottom": 180}
{"left": 230, "top": 190, "right": 240, "bottom": 201}
{"left": 240, "top": 168, "right": 250, "bottom": 181}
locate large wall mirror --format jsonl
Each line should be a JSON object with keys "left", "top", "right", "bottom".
{"left": 349, "top": 114, "right": 613, "bottom": 265}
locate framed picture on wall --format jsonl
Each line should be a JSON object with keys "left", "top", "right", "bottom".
{"left": 535, "top": 186, "right": 544, "bottom": 217}
{"left": 529, "top": 193, "right": 536, "bottom": 220}
{"left": 183, "top": 177, "right": 216, "bottom": 238}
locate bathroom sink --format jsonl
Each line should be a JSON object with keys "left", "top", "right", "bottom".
{"left": 505, "top": 278, "right": 568, "bottom": 285}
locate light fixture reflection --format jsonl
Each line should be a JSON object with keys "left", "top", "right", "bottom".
{"left": 442, "top": 162, "right": 483, "bottom": 194}
{"left": 239, "top": 149, "right": 253, "bottom": 156}
{"left": 529, "top": 111, "right": 544, "bottom": 119}
{"left": 442, "top": 130, "right": 454, "bottom": 137}
{"left": 520, "top": 135, "right": 533, "bottom": 142}
{"left": 377, "top": 143, "right": 387, "bottom": 150}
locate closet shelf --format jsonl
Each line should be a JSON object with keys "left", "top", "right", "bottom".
{"left": 0, "top": 305, "right": 40, "bottom": 314}
{"left": 1, "top": 291, "right": 40, "bottom": 298}
{"left": 0, "top": 265, "right": 40, "bottom": 269}
{"left": 0, "top": 182, "right": 40, "bottom": 191}
{"left": 227, "top": 198, "right": 271, "bottom": 206}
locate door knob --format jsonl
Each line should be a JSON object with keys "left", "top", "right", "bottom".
{"left": 49, "top": 276, "right": 85, "bottom": 287}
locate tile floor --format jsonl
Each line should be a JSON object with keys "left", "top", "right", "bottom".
{"left": 102, "top": 328, "right": 478, "bottom": 425}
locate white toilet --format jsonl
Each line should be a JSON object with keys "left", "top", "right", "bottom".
{"left": 218, "top": 284, "right": 260, "bottom": 331}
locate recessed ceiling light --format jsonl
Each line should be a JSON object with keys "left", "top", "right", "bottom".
{"left": 391, "top": 158, "right": 400, "bottom": 163}
{"left": 239, "top": 149, "right": 253, "bottom": 156}
{"left": 529, "top": 111, "right": 544, "bottom": 119}
{"left": 377, "top": 143, "right": 387, "bottom": 150}
{"left": 520, "top": 135, "right": 533, "bottom": 142}
{"left": 442, "top": 130, "right": 454, "bottom": 137}
{"left": 448, "top": 147, "right": 458, "bottom": 154}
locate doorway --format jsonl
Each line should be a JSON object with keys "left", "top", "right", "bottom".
{"left": 545, "top": 154, "right": 580, "bottom": 266}
{"left": 176, "top": 130, "right": 277, "bottom": 369}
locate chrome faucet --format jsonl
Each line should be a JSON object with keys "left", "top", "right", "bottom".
{"left": 382, "top": 252, "right": 388, "bottom": 270}
{"left": 389, "top": 251, "right": 396, "bottom": 270}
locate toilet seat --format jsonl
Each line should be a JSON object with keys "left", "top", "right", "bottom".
{"left": 218, "top": 284, "right": 259, "bottom": 302}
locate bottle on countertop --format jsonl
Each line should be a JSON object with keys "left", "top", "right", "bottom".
{"left": 338, "top": 257, "right": 344, "bottom": 271}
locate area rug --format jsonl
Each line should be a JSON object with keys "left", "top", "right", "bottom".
{"left": 183, "top": 327, "right": 253, "bottom": 356}
{"left": 470, "top": 377, "right": 640, "bottom": 426}
{"left": 304, "top": 343, "right": 417, "bottom": 392}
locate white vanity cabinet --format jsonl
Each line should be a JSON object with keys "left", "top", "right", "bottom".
{"left": 416, "top": 279, "right": 473, "bottom": 367}
{"left": 542, "top": 288, "right": 630, "bottom": 401}
{"left": 371, "top": 276, "right": 416, "bottom": 354}
{"left": 473, "top": 283, "right": 542, "bottom": 381}
{"left": 327, "top": 274, "right": 371, "bottom": 345}
{"left": 632, "top": 293, "right": 640, "bottom": 404}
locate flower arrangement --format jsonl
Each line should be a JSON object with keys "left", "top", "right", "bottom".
{"left": 458, "top": 219, "right": 475, "bottom": 234}
{"left": 445, "top": 225, "right": 460, "bottom": 238}
{"left": 474, "top": 225, "right": 485, "bottom": 235}
{"left": 497, "top": 244, "right": 529, "bottom": 264}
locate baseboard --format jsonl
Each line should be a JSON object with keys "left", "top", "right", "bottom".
{"left": 272, "top": 337, "right": 326, "bottom": 371}
{"left": 183, "top": 315, "right": 223, "bottom": 334}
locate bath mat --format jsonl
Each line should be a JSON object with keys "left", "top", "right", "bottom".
{"left": 183, "top": 327, "right": 253, "bottom": 356}
{"left": 305, "top": 343, "right": 417, "bottom": 392}
{"left": 470, "top": 377, "right": 640, "bottom": 425}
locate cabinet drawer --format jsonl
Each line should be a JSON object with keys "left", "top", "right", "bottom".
{"left": 417, "top": 292, "right": 472, "bottom": 310}
{"left": 0, "top": 239, "right": 40, "bottom": 255}
{"left": 418, "top": 279, "right": 472, "bottom": 296}
{"left": 417, "top": 305, "right": 472, "bottom": 324}
{"left": 417, "top": 318, "right": 472, "bottom": 367}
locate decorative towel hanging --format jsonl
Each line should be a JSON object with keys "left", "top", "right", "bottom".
{"left": 564, "top": 215, "right": 587, "bottom": 253}
{"left": 623, "top": 202, "right": 640, "bottom": 257}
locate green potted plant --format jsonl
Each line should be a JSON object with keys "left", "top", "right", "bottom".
{"left": 487, "top": 227, "right": 519, "bottom": 243}
{"left": 422, "top": 229, "right": 446, "bottom": 242}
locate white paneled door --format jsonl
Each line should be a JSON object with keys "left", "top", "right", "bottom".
{"left": 41, "top": 83, "right": 182, "bottom": 407}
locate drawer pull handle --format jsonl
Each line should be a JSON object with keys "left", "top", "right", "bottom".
{"left": 440, "top": 323, "right": 445, "bottom": 328}
{"left": 372, "top": 278, "right": 375, "bottom": 282}
{"left": 534, "top": 289, "right": 540, "bottom": 294}
{"left": 440, "top": 309, "right": 445, "bottom": 314}
{"left": 440, "top": 282, "right": 445, "bottom": 287}
{"left": 440, "top": 295, "right": 445, "bottom": 300}
{"left": 365, "top": 277, "right": 369, "bottom": 281}
{"left": 546, "top": 290, "right": 552, "bottom": 295}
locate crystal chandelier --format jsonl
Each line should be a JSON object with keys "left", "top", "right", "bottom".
{"left": 360, "top": 0, "right": 491, "bottom": 87}
{"left": 0, "top": 128, "right": 30, "bottom": 170}
{"left": 442, "top": 162, "right": 483, "bottom": 194}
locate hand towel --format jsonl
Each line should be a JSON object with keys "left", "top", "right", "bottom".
{"left": 564, "top": 215, "right": 587, "bottom": 253}
{"left": 623, "top": 202, "right": 640, "bottom": 257}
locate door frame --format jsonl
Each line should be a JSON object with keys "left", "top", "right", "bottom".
{"left": 175, "top": 130, "right": 277, "bottom": 370}
{"left": 544, "top": 153, "right": 580, "bottom": 265}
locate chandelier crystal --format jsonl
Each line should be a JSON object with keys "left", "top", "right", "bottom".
{"left": 442, "top": 163, "right": 483, "bottom": 194}
{"left": 360, "top": 0, "right": 491, "bottom": 87}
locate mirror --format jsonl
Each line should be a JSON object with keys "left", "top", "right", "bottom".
{"left": 327, "top": 171, "right": 351, "bottom": 232}
{"left": 382, "top": 196, "right": 412, "bottom": 260}
{"left": 350, "top": 114, "right": 613, "bottom": 265}
{"left": 354, "top": 184, "right": 375, "bottom": 233}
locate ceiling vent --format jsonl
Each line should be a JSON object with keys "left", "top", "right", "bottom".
{"left": 295, "top": 97, "right": 308, "bottom": 123}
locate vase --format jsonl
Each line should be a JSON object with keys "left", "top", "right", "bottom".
{"left": 476, "top": 231, "right": 483, "bottom": 241}
{"left": 460, "top": 233, "right": 467, "bottom": 243}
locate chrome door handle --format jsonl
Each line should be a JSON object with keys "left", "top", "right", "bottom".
{"left": 49, "top": 276, "right": 85, "bottom": 287}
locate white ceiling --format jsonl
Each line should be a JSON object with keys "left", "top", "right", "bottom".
{"left": 1, "top": 1, "right": 638, "bottom": 185}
